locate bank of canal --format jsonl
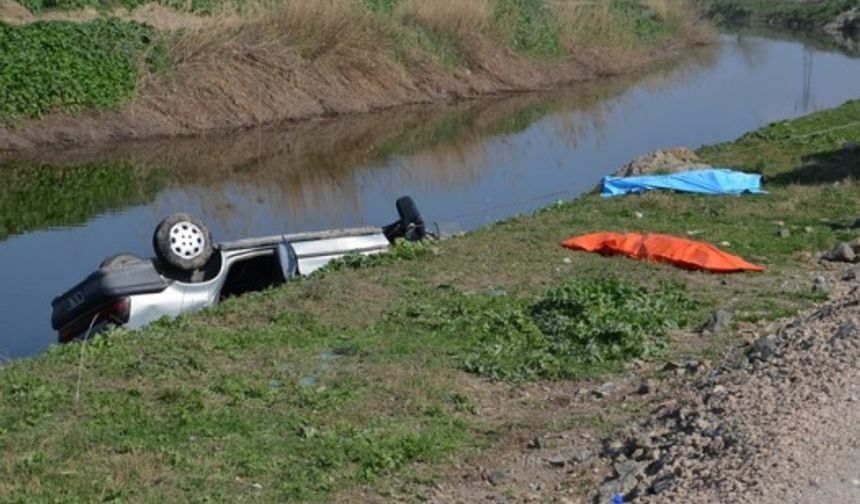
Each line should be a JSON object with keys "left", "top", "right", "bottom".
{"left": 1, "top": 31, "right": 860, "bottom": 359}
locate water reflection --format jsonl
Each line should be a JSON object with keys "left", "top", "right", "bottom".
{"left": 0, "top": 43, "right": 721, "bottom": 242}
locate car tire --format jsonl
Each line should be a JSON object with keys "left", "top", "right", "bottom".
{"left": 152, "top": 213, "right": 214, "bottom": 272}
{"left": 100, "top": 253, "right": 146, "bottom": 270}
{"left": 395, "top": 196, "right": 425, "bottom": 241}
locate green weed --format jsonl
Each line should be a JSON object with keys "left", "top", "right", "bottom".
{"left": 437, "top": 278, "right": 697, "bottom": 382}
{"left": 493, "top": 0, "right": 564, "bottom": 56}
{"left": 612, "top": 0, "right": 668, "bottom": 41}
{"left": 318, "top": 239, "right": 433, "bottom": 274}
{"left": 0, "top": 19, "right": 163, "bottom": 117}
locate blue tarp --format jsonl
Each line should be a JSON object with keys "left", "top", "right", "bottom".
{"left": 601, "top": 169, "right": 764, "bottom": 198}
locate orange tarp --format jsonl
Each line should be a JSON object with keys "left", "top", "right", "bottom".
{"left": 561, "top": 232, "right": 765, "bottom": 273}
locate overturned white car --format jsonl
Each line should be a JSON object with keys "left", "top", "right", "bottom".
{"left": 51, "top": 196, "right": 425, "bottom": 342}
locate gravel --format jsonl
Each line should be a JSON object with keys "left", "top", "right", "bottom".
{"left": 593, "top": 277, "right": 860, "bottom": 502}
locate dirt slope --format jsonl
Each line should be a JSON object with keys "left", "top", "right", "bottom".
{"left": 0, "top": 0, "right": 694, "bottom": 152}
{"left": 0, "top": 43, "right": 678, "bottom": 152}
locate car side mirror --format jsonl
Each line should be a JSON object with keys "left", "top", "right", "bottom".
{"left": 277, "top": 241, "right": 299, "bottom": 280}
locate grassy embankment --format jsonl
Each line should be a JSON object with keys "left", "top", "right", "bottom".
{"left": 698, "top": 0, "right": 859, "bottom": 33}
{"left": 0, "top": 0, "right": 707, "bottom": 124}
{"left": 2, "top": 96, "right": 859, "bottom": 501}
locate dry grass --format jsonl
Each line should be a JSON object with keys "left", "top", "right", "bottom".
{"left": 167, "top": 0, "right": 390, "bottom": 66}
{"left": 395, "top": 0, "right": 493, "bottom": 36}
{"left": 240, "top": 0, "right": 383, "bottom": 59}
{"left": 645, "top": 0, "right": 713, "bottom": 43}
{"left": 550, "top": 0, "right": 711, "bottom": 50}
{"left": 551, "top": 0, "right": 633, "bottom": 48}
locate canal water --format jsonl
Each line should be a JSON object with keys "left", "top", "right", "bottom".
{"left": 2, "top": 32, "right": 859, "bottom": 359}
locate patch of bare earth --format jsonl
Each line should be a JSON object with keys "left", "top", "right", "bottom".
{"left": 0, "top": 0, "right": 31, "bottom": 23}
{"left": 0, "top": 0, "right": 221, "bottom": 29}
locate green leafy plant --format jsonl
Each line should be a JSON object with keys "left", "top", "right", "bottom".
{"left": 318, "top": 239, "right": 432, "bottom": 273}
{"left": 611, "top": 0, "right": 667, "bottom": 41}
{"left": 447, "top": 278, "right": 696, "bottom": 381}
{"left": 363, "top": 0, "right": 402, "bottom": 15}
{"left": 0, "top": 19, "right": 163, "bottom": 118}
{"left": 493, "top": 0, "right": 564, "bottom": 56}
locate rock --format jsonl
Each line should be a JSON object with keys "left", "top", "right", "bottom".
{"left": 777, "top": 228, "right": 791, "bottom": 239}
{"left": 527, "top": 436, "right": 543, "bottom": 450}
{"left": 597, "top": 480, "right": 622, "bottom": 504}
{"left": 637, "top": 380, "right": 656, "bottom": 395}
{"left": 748, "top": 336, "right": 776, "bottom": 362}
{"left": 487, "top": 470, "right": 509, "bottom": 486}
{"left": 662, "top": 361, "right": 681, "bottom": 372}
{"left": 650, "top": 475, "right": 675, "bottom": 495}
{"left": 686, "top": 360, "right": 704, "bottom": 374}
{"left": 842, "top": 266, "right": 860, "bottom": 281}
{"left": 547, "top": 455, "right": 567, "bottom": 468}
{"left": 597, "top": 461, "right": 646, "bottom": 503}
{"left": 823, "top": 242, "right": 856, "bottom": 262}
{"left": 701, "top": 310, "right": 733, "bottom": 334}
{"left": 604, "top": 440, "right": 626, "bottom": 458}
{"left": 613, "top": 460, "right": 646, "bottom": 494}
{"left": 594, "top": 382, "right": 615, "bottom": 399}
{"left": 804, "top": 226, "right": 814, "bottom": 234}
{"left": 634, "top": 211, "right": 644, "bottom": 219}
{"left": 574, "top": 387, "right": 590, "bottom": 400}
{"left": 572, "top": 448, "right": 593, "bottom": 465}
{"left": 615, "top": 148, "right": 710, "bottom": 177}
{"left": 812, "top": 275, "right": 829, "bottom": 295}
{"left": 830, "top": 322, "right": 856, "bottom": 342}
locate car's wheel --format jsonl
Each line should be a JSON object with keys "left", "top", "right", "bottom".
{"left": 100, "top": 253, "right": 146, "bottom": 270}
{"left": 395, "top": 196, "right": 425, "bottom": 241}
{"left": 152, "top": 213, "right": 213, "bottom": 272}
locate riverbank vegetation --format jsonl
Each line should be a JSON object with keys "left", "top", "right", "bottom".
{"left": 0, "top": 0, "right": 709, "bottom": 148}
{"left": 698, "top": 0, "right": 860, "bottom": 35}
{"left": 2, "top": 98, "right": 858, "bottom": 501}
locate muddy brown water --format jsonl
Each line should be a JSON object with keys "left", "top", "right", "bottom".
{"left": 2, "top": 33, "right": 860, "bottom": 360}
